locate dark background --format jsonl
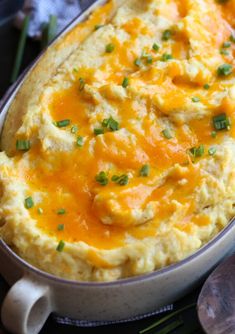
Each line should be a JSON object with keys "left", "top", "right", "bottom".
{"left": 0, "top": 3, "right": 204, "bottom": 334}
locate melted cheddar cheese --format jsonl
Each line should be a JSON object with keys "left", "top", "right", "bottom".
{"left": 1, "top": 0, "right": 235, "bottom": 281}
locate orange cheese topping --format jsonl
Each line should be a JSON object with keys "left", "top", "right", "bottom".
{"left": 13, "top": 0, "right": 235, "bottom": 250}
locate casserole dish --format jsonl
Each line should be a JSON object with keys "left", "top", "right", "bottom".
{"left": 1, "top": 0, "right": 235, "bottom": 333}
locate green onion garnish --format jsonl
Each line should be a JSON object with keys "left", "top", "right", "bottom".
{"left": 106, "top": 43, "right": 115, "bottom": 53}
{"left": 161, "top": 53, "right": 173, "bottom": 61}
{"left": 230, "top": 34, "right": 235, "bottom": 43}
{"left": 79, "top": 77, "right": 85, "bottom": 91}
{"left": 16, "top": 139, "right": 31, "bottom": 151}
{"left": 139, "top": 165, "right": 150, "bottom": 177}
{"left": 37, "top": 207, "right": 43, "bottom": 214}
{"left": 111, "top": 174, "right": 129, "bottom": 186}
{"left": 57, "top": 208, "right": 66, "bottom": 215}
{"left": 192, "top": 96, "right": 200, "bottom": 102}
{"left": 73, "top": 67, "right": 78, "bottom": 73}
{"left": 54, "top": 119, "right": 71, "bottom": 128}
{"left": 162, "top": 29, "right": 172, "bottom": 41}
{"left": 217, "top": 63, "right": 233, "bottom": 76}
{"left": 56, "top": 240, "right": 65, "bottom": 252}
{"left": 25, "top": 197, "right": 34, "bottom": 209}
{"left": 211, "top": 131, "right": 217, "bottom": 138}
{"left": 76, "top": 136, "right": 84, "bottom": 147}
{"left": 203, "top": 83, "right": 210, "bottom": 89}
{"left": 95, "top": 171, "right": 109, "bottom": 186}
{"left": 71, "top": 125, "right": 78, "bottom": 134}
{"left": 190, "top": 145, "right": 205, "bottom": 158}
{"left": 223, "top": 41, "right": 231, "bottom": 48}
{"left": 162, "top": 129, "right": 173, "bottom": 139}
{"left": 102, "top": 117, "right": 119, "bottom": 132}
{"left": 95, "top": 24, "right": 105, "bottom": 30}
{"left": 122, "top": 77, "right": 129, "bottom": 88}
{"left": 213, "top": 113, "right": 231, "bottom": 130}
{"left": 57, "top": 224, "right": 65, "bottom": 231}
{"left": 152, "top": 43, "right": 160, "bottom": 52}
{"left": 220, "top": 49, "right": 229, "bottom": 56}
{"left": 134, "top": 58, "right": 141, "bottom": 67}
{"left": 208, "top": 147, "right": 217, "bottom": 156}
{"left": 94, "top": 128, "right": 104, "bottom": 136}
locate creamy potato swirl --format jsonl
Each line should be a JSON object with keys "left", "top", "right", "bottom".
{"left": 1, "top": 0, "right": 235, "bottom": 281}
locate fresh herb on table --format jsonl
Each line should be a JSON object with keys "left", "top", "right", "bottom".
{"left": 41, "top": 15, "right": 57, "bottom": 49}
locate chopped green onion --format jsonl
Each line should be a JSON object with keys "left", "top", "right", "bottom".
{"left": 134, "top": 58, "right": 141, "bottom": 67}
{"left": 213, "top": 113, "right": 231, "bottom": 130}
{"left": 162, "top": 29, "right": 172, "bottom": 41}
{"left": 102, "top": 117, "right": 119, "bottom": 131}
{"left": 192, "top": 96, "right": 200, "bottom": 102}
{"left": 208, "top": 147, "right": 217, "bottom": 156}
{"left": 76, "top": 136, "right": 84, "bottom": 147}
{"left": 147, "top": 55, "right": 153, "bottom": 64}
{"left": 161, "top": 53, "right": 173, "bottom": 61}
{"left": 57, "top": 224, "right": 65, "bottom": 231}
{"left": 79, "top": 77, "right": 85, "bottom": 91}
{"left": 56, "top": 240, "right": 65, "bottom": 252}
{"left": 230, "top": 34, "right": 235, "bottom": 43}
{"left": 190, "top": 145, "right": 205, "bottom": 158}
{"left": 220, "top": 49, "right": 229, "bottom": 55}
{"left": 71, "top": 125, "right": 78, "bottom": 134}
{"left": 162, "top": 129, "right": 173, "bottom": 139}
{"left": 16, "top": 139, "right": 31, "bottom": 151}
{"left": 95, "top": 24, "right": 105, "bottom": 30}
{"left": 122, "top": 77, "right": 129, "bottom": 88}
{"left": 211, "top": 131, "right": 217, "bottom": 138}
{"left": 111, "top": 174, "right": 129, "bottom": 186}
{"left": 73, "top": 67, "right": 78, "bottom": 73}
{"left": 57, "top": 208, "right": 66, "bottom": 215}
{"left": 94, "top": 128, "right": 104, "bottom": 136}
{"left": 152, "top": 43, "right": 160, "bottom": 52}
{"left": 106, "top": 43, "right": 115, "bottom": 53}
{"left": 139, "top": 164, "right": 150, "bottom": 177}
{"left": 37, "top": 207, "right": 43, "bottom": 215}
{"left": 223, "top": 41, "right": 231, "bottom": 48}
{"left": 203, "top": 83, "right": 210, "bottom": 89}
{"left": 95, "top": 171, "right": 109, "bottom": 186}
{"left": 217, "top": 63, "right": 233, "bottom": 76}
{"left": 54, "top": 119, "right": 71, "bottom": 128}
{"left": 25, "top": 197, "right": 34, "bottom": 209}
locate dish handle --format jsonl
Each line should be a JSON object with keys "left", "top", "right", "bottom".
{"left": 1, "top": 275, "right": 53, "bottom": 334}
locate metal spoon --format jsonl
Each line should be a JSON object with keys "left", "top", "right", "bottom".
{"left": 198, "top": 253, "right": 235, "bottom": 334}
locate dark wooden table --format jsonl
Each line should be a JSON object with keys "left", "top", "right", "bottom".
{"left": 0, "top": 19, "right": 204, "bottom": 334}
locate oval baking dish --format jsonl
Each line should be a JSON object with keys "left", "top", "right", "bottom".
{"left": 1, "top": 0, "right": 235, "bottom": 333}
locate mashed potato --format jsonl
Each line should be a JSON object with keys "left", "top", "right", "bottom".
{"left": 1, "top": 0, "right": 235, "bottom": 281}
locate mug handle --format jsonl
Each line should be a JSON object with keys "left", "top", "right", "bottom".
{"left": 1, "top": 275, "right": 52, "bottom": 334}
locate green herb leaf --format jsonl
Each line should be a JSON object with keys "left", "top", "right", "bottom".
{"left": 161, "top": 53, "right": 173, "bottom": 61}
{"left": 56, "top": 240, "right": 65, "bottom": 252}
{"left": 102, "top": 117, "right": 119, "bottom": 131}
{"left": 230, "top": 34, "right": 235, "bottom": 43}
{"left": 16, "top": 139, "right": 31, "bottom": 151}
{"left": 190, "top": 145, "right": 205, "bottom": 158}
{"left": 79, "top": 77, "right": 85, "bottom": 91}
{"left": 217, "top": 63, "right": 233, "bottom": 76}
{"left": 94, "top": 128, "right": 104, "bottom": 136}
{"left": 139, "top": 165, "right": 150, "bottom": 177}
{"left": 211, "top": 131, "right": 217, "bottom": 138}
{"left": 192, "top": 96, "right": 200, "bottom": 102}
{"left": 122, "top": 77, "right": 129, "bottom": 88}
{"left": 77, "top": 136, "right": 84, "bottom": 147}
{"left": 96, "top": 171, "right": 109, "bottom": 186}
{"left": 213, "top": 113, "right": 231, "bottom": 130}
{"left": 203, "top": 83, "right": 210, "bottom": 89}
{"left": 162, "top": 129, "right": 173, "bottom": 139}
{"left": 152, "top": 43, "right": 160, "bottom": 52}
{"left": 111, "top": 174, "right": 129, "bottom": 186}
{"left": 106, "top": 43, "right": 115, "bottom": 53}
{"left": 223, "top": 41, "right": 231, "bottom": 48}
{"left": 95, "top": 24, "right": 105, "bottom": 30}
{"left": 162, "top": 29, "right": 172, "bottom": 41}
{"left": 134, "top": 58, "right": 141, "bottom": 67}
{"left": 57, "top": 224, "right": 65, "bottom": 231}
{"left": 208, "top": 147, "right": 217, "bottom": 156}
{"left": 57, "top": 208, "right": 66, "bottom": 215}
{"left": 37, "top": 207, "right": 43, "bottom": 214}
{"left": 71, "top": 125, "right": 78, "bottom": 134}
{"left": 146, "top": 55, "right": 153, "bottom": 64}
{"left": 54, "top": 119, "right": 71, "bottom": 128}
{"left": 220, "top": 49, "right": 229, "bottom": 55}
{"left": 25, "top": 197, "right": 34, "bottom": 209}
